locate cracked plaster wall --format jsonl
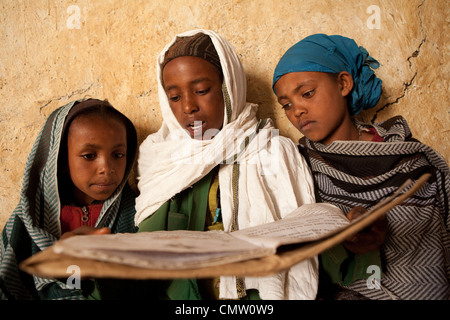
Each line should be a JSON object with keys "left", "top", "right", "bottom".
{"left": 0, "top": 0, "right": 448, "bottom": 230}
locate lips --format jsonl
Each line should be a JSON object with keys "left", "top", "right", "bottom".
{"left": 91, "top": 181, "right": 116, "bottom": 191}
{"left": 299, "top": 119, "right": 314, "bottom": 131}
{"left": 187, "top": 120, "right": 206, "bottom": 138}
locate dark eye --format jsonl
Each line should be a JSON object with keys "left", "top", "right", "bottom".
{"left": 169, "top": 95, "right": 180, "bottom": 102}
{"left": 114, "top": 152, "right": 126, "bottom": 159}
{"left": 196, "top": 88, "right": 210, "bottom": 95}
{"left": 81, "top": 153, "right": 96, "bottom": 160}
{"left": 281, "top": 103, "right": 292, "bottom": 110}
{"left": 303, "top": 90, "right": 315, "bottom": 98}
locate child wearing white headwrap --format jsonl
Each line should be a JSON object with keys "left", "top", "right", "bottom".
{"left": 135, "top": 29, "right": 318, "bottom": 300}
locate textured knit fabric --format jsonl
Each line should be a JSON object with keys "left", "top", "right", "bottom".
{"left": 299, "top": 116, "right": 450, "bottom": 300}
{"left": 0, "top": 99, "right": 138, "bottom": 300}
{"left": 162, "top": 33, "right": 222, "bottom": 74}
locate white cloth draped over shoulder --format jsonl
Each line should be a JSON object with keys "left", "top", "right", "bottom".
{"left": 135, "top": 29, "right": 318, "bottom": 300}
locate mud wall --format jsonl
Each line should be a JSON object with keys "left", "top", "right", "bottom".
{"left": 1, "top": 0, "right": 448, "bottom": 229}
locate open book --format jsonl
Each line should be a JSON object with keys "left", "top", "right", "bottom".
{"left": 20, "top": 173, "right": 430, "bottom": 280}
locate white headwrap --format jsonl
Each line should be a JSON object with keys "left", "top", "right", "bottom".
{"left": 135, "top": 29, "right": 318, "bottom": 299}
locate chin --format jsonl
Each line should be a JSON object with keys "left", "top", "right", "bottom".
{"left": 93, "top": 193, "right": 114, "bottom": 202}
{"left": 305, "top": 135, "right": 325, "bottom": 144}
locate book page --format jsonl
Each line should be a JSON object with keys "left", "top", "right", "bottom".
{"left": 54, "top": 230, "right": 253, "bottom": 254}
{"left": 52, "top": 203, "right": 346, "bottom": 269}
{"left": 20, "top": 174, "right": 431, "bottom": 278}
{"left": 52, "top": 230, "right": 275, "bottom": 269}
{"left": 232, "top": 203, "right": 349, "bottom": 247}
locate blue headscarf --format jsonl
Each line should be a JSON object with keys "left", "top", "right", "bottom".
{"left": 272, "top": 34, "right": 382, "bottom": 116}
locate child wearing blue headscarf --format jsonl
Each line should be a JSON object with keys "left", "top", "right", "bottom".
{"left": 273, "top": 34, "right": 449, "bottom": 300}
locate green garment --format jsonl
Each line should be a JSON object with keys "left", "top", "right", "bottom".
{"left": 138, "top": 169, "right": 260, "bottom": 300}
{"left": 138, "top": 170, "right": 213, "bottom": 233}
{"left": 320, "top": 244, "right": 383, "bottom": 287}
{"left": 138, "top": 170, "right": 214, "bottom": 300}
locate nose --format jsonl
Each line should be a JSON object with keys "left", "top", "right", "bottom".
{"left": 98, "top": 156, "right": 115, "bottom": 175}
{"left": 182, "top": 93, "right": 199, "bottom": 114}
{"left": 291, "top": 100, "right": 306, "bottom": 118}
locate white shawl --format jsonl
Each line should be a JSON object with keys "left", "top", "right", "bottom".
{"left": 135, "top": 29, "right": 318, "bottom": 300}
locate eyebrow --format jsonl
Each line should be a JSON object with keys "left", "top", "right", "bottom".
{"left": 165, "top": 77, "right": 212, "bottom": 91}
{"left": 277, "top": 80, "right": 315, "bottom": 101}
{"left": 81, "top": 142, "right": 126, "bottom": 149}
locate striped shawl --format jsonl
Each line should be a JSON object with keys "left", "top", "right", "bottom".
{"left": 299, "top": 116, "right": 449, "bottom": 300}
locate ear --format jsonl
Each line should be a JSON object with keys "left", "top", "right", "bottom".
{"left": 337, "top": 71, "right": 353, "bottom": 97}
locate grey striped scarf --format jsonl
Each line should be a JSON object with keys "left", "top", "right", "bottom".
{"left": 0, "top": 100, "right": 137, "bottom": 300}
{"left": 299, "top": 116, "right": 449, "bottom": 300}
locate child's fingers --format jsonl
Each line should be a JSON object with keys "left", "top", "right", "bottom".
{"left": 346, "top": 206, "right": 367, "bottom": 222}
{"left": 91, "top": 227, "right": 111, "bottom": 235}
{"left": 343, "top": 216, "right": 388, "bottom": 254}
{"left": 60, "top": 226, "right": 111, "bottom": 239}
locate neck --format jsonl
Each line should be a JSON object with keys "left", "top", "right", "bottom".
{"left": 321, "top": 117, "right": 359, "bottom": 145}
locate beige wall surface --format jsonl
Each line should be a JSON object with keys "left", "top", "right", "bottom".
{"left": 1, "top": 0, "right": 449, "bottom": 230}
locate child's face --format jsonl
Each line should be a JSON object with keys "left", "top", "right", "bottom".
{"left": 66, "top": 115, "right": 127, "bottom": 206}
{"left": 274, "top": 71, "right": 353, "bottom": 145}
{"left": 162, "top": 56, "right": 224, "bottom": 140}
